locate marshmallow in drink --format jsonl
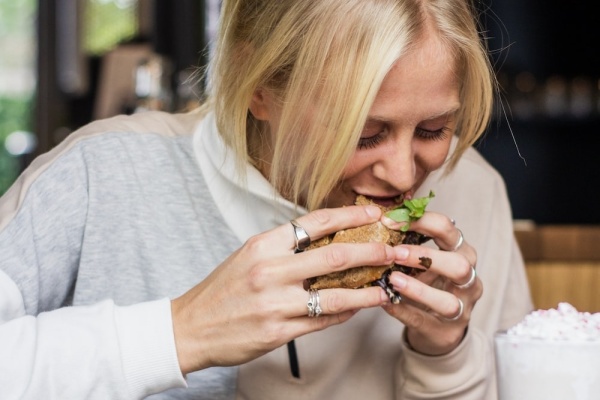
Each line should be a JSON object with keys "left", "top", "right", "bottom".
{"left": 494, "top": 303, "right": 600, "bottom": 400}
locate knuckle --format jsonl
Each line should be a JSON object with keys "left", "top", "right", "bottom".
{"left": 469, "top": 251, "right": 478, "bottom": 269}
{"left": 457, "top": 257, "right": 472, "bottom": 277}
{"left": 447, "top": 300, "right": 460, "bottom": 316}
{"left": 405, "top": 310, "right": 426, "bottom": 329}
{"left": 311, "top": 315, "right": 331, "bottom": 331}
{"left": 325, "top": 292, "right": 345, "bottom": 314}
{"left": 473, "top": 279, "right": 484, "bottom": 299}
{"left": 247, "top": 263, "right": 272, "bottom": 291}
{"left": 244, "top": 234, "right": 269, "bottom": 254}
{"left": 259, "top": 322, "right": 286, "bottom": 349}
{"left": 372, "top": 242, "right": 390, "bottom": 262}
{"left": 324, "top": 245, "right": 348, "bottom": 270}
{"left": 410, "top": 281, "right": 426, "bottom": 299}
{"left": 305, "top": 208, "right": 332, "bottom": 226}
{"left": 444, "top": 222, "right": 456, "bottom": 238}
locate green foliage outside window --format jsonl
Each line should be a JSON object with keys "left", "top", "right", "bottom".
{"left": 0, "top": 97, "right": 32, "bottom": 194}
{"left": 0, "top": 0, "right": 35, "bottom": 195}
{"left": 85, "top": 0, "right": 138, "bottom": 55}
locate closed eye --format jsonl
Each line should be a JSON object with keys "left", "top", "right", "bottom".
{"left": 357, "top": 133, "right": 385, "bottom": 150}
{"left": 415, "top": 126, "right": 451, "bottom": 141}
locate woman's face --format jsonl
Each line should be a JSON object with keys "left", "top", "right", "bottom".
{"left": 250, "top": 34, "right": 460, "bottom": 209}
{"left": 325, "top": 36, "right": 460, "bottom": 208}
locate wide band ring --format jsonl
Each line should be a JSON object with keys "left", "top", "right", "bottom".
{"left": 441, "top": 298, "right": 464, "bottom": 322}
{"left": 290, "top": 219, "right": 311, "bottom": 253}
{"left": 307, "top": 289, "right": 322, "bottom": 317}
{"left": 449, "top": 228, "right": 464, "bottom": 252}
{"left": 452, "top": 266, "right": 477, "bottom": 290}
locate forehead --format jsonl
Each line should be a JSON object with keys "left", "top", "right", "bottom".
{"left": 370, "top": 35, "right": 460, "bottom": 123}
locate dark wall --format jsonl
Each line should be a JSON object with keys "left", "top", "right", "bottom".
{"left": 476, "top": 1, "right": 600, "bottom": 224}
{"left": 477, "top": 118, "right": 600, "bottom": 224}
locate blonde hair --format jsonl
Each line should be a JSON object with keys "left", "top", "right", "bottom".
{"left": 202, "top": 0, "right": 494, "bottom": 211}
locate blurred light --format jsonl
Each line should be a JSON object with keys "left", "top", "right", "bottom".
{"left": 543, "top": 75, "right": 568, "bottom": 117}
{"left": 570, "top": 77, "right": 593, "bottom": 118}
{"left": 5, "top": 130, "right": 37, "bottom": 156}
{"left": 515, "top": 72, "right": 536, "bottom": 93}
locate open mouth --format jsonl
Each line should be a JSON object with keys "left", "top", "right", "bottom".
{"left": 360, "top": 193, "right": 409, "bottom": 208}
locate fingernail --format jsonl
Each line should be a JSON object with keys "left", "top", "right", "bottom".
{"left": 381, "top": 215, "right": 401, "bottom": 229}
{"left": 395, "top": 245, "right": 409, "bottom": 260}
{"left": 390, "top": 273, "right": 407, "bottom": 290}
{"left": 365, "top": 205, "right": 381, "bottom": 219}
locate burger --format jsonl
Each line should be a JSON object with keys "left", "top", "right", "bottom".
{"left": 306, "top": 191, "right": 434, "bottom": 303}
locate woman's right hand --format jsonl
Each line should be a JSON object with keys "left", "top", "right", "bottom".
{"left": 170, "top": 204, "right": 399, "bottom": 374}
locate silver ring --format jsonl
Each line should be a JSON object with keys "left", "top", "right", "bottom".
{"left": 449, "top": 228, "right": 464, "bottom": 252}
{"left": 291, "top": 220, "right": 311, "bottom": 253}
{"left": 441, "top": 298, "right": 464, "bottom": 322}
{"left": 452, "top": 266, "right": 477, "bottom": 290}
{"left": 307, "top": 289, "right": 322, "bottom": 317}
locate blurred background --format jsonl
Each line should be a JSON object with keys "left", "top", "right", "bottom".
{"left": 0, "top": 0, "right": 599, "bottom": 310}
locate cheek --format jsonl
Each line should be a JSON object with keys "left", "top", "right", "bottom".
{"left": 341, "top": 138, "right": 451, "bottom": 179}
{"left": 414, "top": 138, "right": 452, "bottom": 171}
{"left": 339, "top": 152, "right": 374, "bottom": 180}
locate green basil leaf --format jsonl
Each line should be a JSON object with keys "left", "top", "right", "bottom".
{"left": 385, "top": 190, "right": 435, "bottom": 231}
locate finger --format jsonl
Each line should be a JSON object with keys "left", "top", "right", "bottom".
{"left": 269, "top": 241, "right": 397, "bottom": 284}
{"left": 283, "top": 309, "right": 359, "bottom": 340}
{"left": 383, "top": 301, "right": 468, "bottom": 355}
{"left": 387, "top": 271, "right": 463, "bottom": 319}
{"left": 392, "top": 244, "right": 474, "bottom": 285}
{"left": 449, "top": 265, "right": 478, "bottom": 290}
{"left": 269, "top": 205, "right": 383, "bottom": 253}
{"left": 408, "top": 213, "right": 461, "bottom": 248}
{"left": 290, "top": 286, "right": 387, "bottom": 318}
{"left": 383, "top": 211, "right": 476, "bottom": 262}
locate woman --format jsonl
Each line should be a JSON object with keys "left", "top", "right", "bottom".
{"left": 0, "top": 0, "right": 532, "bottom": 398}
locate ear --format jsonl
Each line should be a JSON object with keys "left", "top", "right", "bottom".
{"left": 249, "top": 88, "right": 271, "bottom": 121}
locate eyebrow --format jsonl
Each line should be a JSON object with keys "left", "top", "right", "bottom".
{"left": 367, "top": 104, "right": 461, "bottom": 125}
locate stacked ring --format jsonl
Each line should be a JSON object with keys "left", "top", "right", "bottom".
{"left": 307, "top": 289, "right": 322, "bottom": 317}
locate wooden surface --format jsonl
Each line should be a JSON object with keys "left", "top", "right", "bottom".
{"left": 525, "top": 262, "right": 600, "bottom": 312}
{"left": 515, "top": 224, "right": 600, "bottom": 313}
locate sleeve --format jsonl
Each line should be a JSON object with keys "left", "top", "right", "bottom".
{"left": 398, "top": 328, "right": 495, "bottom": 399}
{"left": 0, "top": 142, "right": 186, "bottom": 399}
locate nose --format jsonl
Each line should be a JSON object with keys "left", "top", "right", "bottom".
{"left": 371, "top": 135, "right": 417, "bottom": 193}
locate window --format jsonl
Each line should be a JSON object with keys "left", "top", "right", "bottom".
{"left": 0, "top": 0, "right": 36, "bottom": 195}
{"left": 84, "top": 0, "right": 138, "bottom": 55}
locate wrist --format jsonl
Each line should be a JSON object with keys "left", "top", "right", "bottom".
{"left": 404, "top": 326, "right": 468, "bottom": 356}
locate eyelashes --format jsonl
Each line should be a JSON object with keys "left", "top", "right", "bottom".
{"left": 414, "top": 126, "right": 451, "bottom": 141}
{"left": 357, "top": 126, "right": 451, "bottom": 150}
{"left": 357, "top": 134, "right": 385, "bottom": 150}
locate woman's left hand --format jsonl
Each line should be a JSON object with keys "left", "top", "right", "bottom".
{"left": 380, "top": 212, "right": 482, "bottom": 355}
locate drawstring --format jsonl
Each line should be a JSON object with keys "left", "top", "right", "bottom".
{"left": 287, "top": 340, "right": 300, "bottom": 378}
